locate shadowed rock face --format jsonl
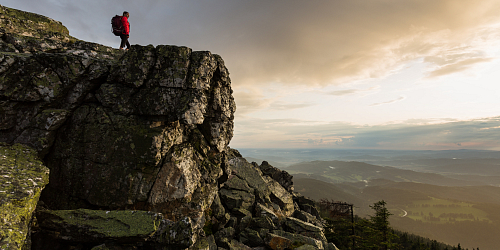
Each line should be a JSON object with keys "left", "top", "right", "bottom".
{"left": 36, "top": 46, "right": 235, "bottom": 224}
{"left": 0, "top": 3, "right": 235, "bottom": 228}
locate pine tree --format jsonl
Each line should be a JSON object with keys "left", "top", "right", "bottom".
{"left": 368, "top": 200, "right": 398, "bottom": 250}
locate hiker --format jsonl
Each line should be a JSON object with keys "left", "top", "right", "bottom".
{"left": 119, "top": 11, "right": 130, "bottom": 50}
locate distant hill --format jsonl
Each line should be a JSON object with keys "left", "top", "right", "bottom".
{"left": 372, "top": 158, "right": 500, "bottom": 174}
{"left": 287, "top": 160, "right": 484, "bottom": 186}
{"left": 444, "top": 174, "right": 500, "bottom": 187}
{"left": 293, "top": 177, "right": 365, "bottom": 206}
{"left": 236, "top": 148, "right": 500, "bottom": 168}
{"left": 363, "top": 179, "right": 500, "bottom": 206}
{"left": 292, "top": 177, "right": 500, "bottom": 250}
{"left": 282, "top": 158, "right": 500, "bottom": 249}
{"left": 326, "top": 177, "right": 500, "bottom": 207}
{"left": 427, "top": 161, "right": 500, "bottom": 175}
{"left": 287, "top": 158, "right": 500, "bottom": 250}
{"left": 370, "top": 158, "right": 500, "bottom": 186}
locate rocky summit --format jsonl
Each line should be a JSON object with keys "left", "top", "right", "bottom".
{"left": 0, "top": 4, "right": 338, "bottom": 250}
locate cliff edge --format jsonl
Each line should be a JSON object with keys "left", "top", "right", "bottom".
{"left": 0, "top": 5, "right": 338, "bottom": 250}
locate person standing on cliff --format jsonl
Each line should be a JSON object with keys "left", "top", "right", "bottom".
{"left": 120, "top": 11, "right": 131, "bottom": 50}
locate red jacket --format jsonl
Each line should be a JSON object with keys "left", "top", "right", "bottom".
{"left": 121, "top": 16, "right": 130, "bottom": 35}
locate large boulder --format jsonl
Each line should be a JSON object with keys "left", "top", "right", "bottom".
{"left": 259, "top": 161, "right": 294, "bottom": 192}
{"left": 33, "top": 209, "right": 201, "bottom": 249}
{"left": 0, "top": 4, "right": 235, "bottom": 249}
{"left": 227, "top": 157, "right": 295, "bottom": 217}
{"left": 0, "top": 143, "right": 49, "bottom": 250}
{"left": 34, "top": 209, "right": 163, "bottom": 244}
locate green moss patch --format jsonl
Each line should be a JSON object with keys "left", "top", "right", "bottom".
{"left": 38, "top": 209, "right": 162, "bottom": 242}
{"left": 0, "top": 4, "right": 69, "bottom": 36}
{"left": 0, "top": 143, "right": 50, "bottom": 250}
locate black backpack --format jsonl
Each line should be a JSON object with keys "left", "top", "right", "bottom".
{"left": 111, "top": 15, "right": 123, "bottom": 36}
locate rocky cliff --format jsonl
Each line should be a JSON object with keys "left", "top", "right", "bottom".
{"left": 0, "top": 5, "right": 338, "bottom": 250}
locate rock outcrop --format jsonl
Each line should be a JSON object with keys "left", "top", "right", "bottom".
{"left": 204, "top": 149, "right": 339, "bottom": 250}
{"left": 0, "top": 4, "right": 338, "bottom": 250}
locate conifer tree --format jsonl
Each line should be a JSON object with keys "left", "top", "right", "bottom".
{"left": 368, "top": 200, "right": 398, "bottom": 250}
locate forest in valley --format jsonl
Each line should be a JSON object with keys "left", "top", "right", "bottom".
{"left": 319, "top": 200, "right": 480, "bottom": 250}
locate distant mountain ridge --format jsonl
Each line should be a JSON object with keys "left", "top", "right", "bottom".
{"left": 237, "top": 148, "right": 500, "bottom": 164}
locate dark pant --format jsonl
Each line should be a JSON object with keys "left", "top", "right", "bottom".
{"left": 120, "top": 34, "right": 130, "bottom": 49}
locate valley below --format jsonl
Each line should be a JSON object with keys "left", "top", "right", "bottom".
{"left": 241, "top": 148, "right": 500, "bottom": 250}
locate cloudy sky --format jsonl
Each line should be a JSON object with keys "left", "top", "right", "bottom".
{"left": 4, "top": 0, "right": 500, "bottom": 150}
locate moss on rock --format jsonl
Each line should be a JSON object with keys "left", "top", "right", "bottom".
{"left": 0, "top": 4, "right": 69, "bottom": 35}
{"left": 36, "top": 209, "right": 162, "bottom": 242}
{"left": 0, "top": 4, "right": 77, "bottom": 53}
{"left": 0, "top": 143, "right": 49, "bottom": 250}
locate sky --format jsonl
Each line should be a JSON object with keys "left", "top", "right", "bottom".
{"left": 3, "top": 0, "right": 500, "bottom": 150}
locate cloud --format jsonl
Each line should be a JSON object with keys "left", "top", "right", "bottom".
{"left": 232, "top": 89, "right": 273, "bottom": 115}
{"left": 426, "top": 57, "right": 494, "bottom": 78}
{"left": 370, "top": 96, "right": 406, "bottom": 106}
{"left": 269, "top": 101, "right": 315, "bottom": 111}
{"left": 208, "top": 0, "right": 500, "bottom": 87}
{"left": 329, "top": 86, "right": 380, "bottom": 96}
{"left": 479, "top": 126, "right": 500, "bottom": 130}
{"left": 230, "top": 116, "right": 500, "bottom": 150}
{"left": 5, "top": 0, "right": 500, "bottom": 150}
{"left": 329, "top": 89, "right": 359, "bottom": 96}
{"left": 6, "top": 0, "right": 500, "bottom": 89}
